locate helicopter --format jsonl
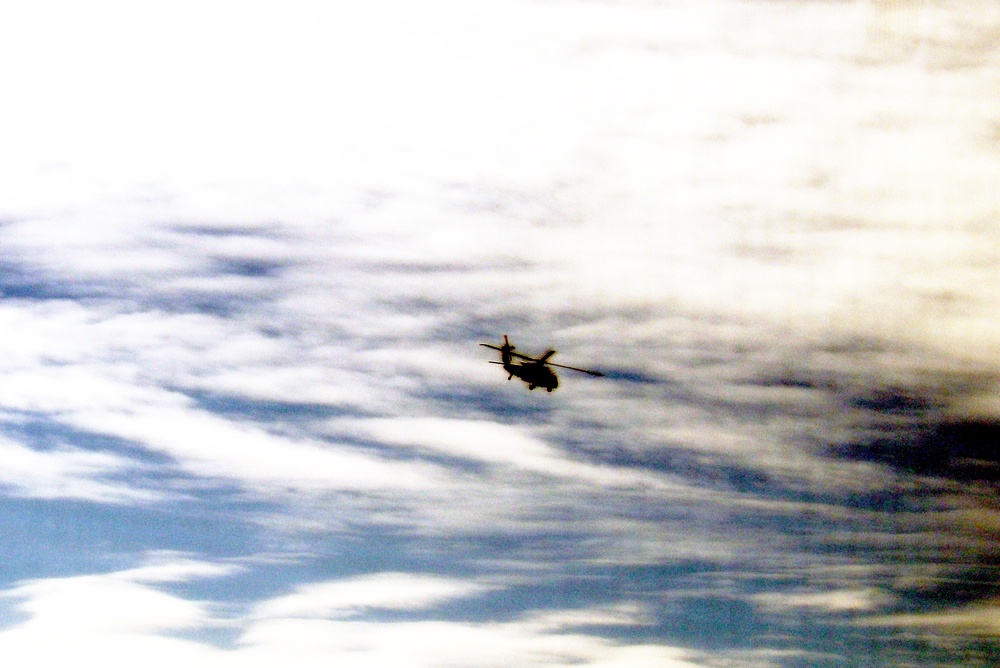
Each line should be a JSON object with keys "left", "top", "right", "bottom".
{"left": 480, "top": 335, "right": 604, "bottom": 391}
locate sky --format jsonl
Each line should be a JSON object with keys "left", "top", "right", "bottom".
{"left": 0, "top": 0, "right": 999, "bottom": 666}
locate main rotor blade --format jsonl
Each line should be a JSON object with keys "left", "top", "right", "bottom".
{"left": 538, "top": 349, "right": 556, "bottom": 362}
{"left": 480, "top": 342, "right": 536, "bottom": 361}
{"left": 547, "top": 362, "right": 604, "bottom": 377}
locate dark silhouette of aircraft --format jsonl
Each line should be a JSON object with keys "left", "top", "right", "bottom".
{"left": 480, "top": 335, "right": 604, "bottom": 391}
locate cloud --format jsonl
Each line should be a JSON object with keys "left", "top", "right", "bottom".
{"left": 115, "top": 551, "right": 244, "bottom": 584}
{"left": 0, "top": 556, "right": 238, "bottom": 666}
{"left": 330, "top": 417, "right": 697, "bottom": 492}
{"left": 752, "top": 588, "right": 896, "bottom": 614}
{"left": 0, "top": 432, "right": 158, "bottom": 504}
{"left": 0, "top": 553, "right": 236, "bottom": 635}
{"left": 0, "top": 0, "right": 998, "bottom": 665}
{"left": 238, "top": 617, "right": 708, "bottom": 668}
{"left": 0, "top": 562, "right": 711, "bottom": 668}
{"left": 520, "top": 602, "right": 654, "bottom": 631}
{"left": 241, "top": 578, "right": 704, "bottom": 668}
{"left": 68, "top": 404, "right": 449, "bottom": 495}
{"left": 858, "top": 599, "right": 1000, "bottom": 638}
{"left": 253, "top": 572, "right": 490, "bottom": 619}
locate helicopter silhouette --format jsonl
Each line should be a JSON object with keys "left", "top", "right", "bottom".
{"left": 480, "top": 335, "right": 604, "bottom": 391}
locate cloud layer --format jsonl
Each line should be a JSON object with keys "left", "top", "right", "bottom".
{"left": 0, "top": 0, "right": 998, "bottom": 666}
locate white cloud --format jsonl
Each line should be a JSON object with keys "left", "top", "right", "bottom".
{"left": 520, "top": 602, "right": 653, "bottom": 631}
{"left": 0, "top": 563, "right": 711, "bottom": 668}
{"left": 69, "top": 405, "right": 448, "bottom": 494}
{"left": 7, "top": 577, "right": 208, "bottom": 634}
{"left": 238, "top": 617, "right": 707, "bottom": 668}
{"left": 331, "top": 417, "right": 699, "bottom": 493}
{"left": 752, "top": 588, "right": 896, "bottom": 614}
{"left": 0, "top": 559, "right": 232, "bottom": 666}
{"left": 858, "top": 598, "right": 1000, "bottom": 637}
{"left": 0, "top": 0, "right": 997, "bottom": 352}
{"left": 242, "top": 591, "right": 705, "bottom": 668}
{"left": 253, "top": 572, "right": 489, "bottom": 619}
{"left": 0, "top": 433, "right": 157, "bottom": 503}
{"left": 1, "top": 554, "right": 236, "bottom": 635}
{"left": 116, "top": 552, "right": 244, "bottom": 584}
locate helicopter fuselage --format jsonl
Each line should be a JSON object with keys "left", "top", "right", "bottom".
{"left": 504, "top": 361, "right": 558, "bottom": 392}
